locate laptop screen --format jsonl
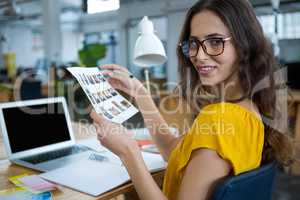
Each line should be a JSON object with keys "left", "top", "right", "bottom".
{"left": 2, "top": 102, "right": 71, "bottom": 153}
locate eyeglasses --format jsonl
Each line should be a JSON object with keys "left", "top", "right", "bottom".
{"left": 180, "top": 36, "right": 232, "bottom": 57}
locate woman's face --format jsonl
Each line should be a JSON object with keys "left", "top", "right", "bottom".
{"left": 189, "top": 10, "right": 238, "bottom": 86}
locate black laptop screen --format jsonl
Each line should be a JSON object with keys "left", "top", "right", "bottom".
{"left": 2, "top": 102, "right": 71, "bottom": 153}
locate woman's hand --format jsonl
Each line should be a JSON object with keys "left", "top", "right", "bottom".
{"left": 90, "top": 110, "right": 140, "bottom": 158}
{"left": 100, "top": 64, "right": 149, "bottom": 98}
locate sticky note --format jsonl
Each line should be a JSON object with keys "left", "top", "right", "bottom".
{"left": 18, "top": 175, "right": 57, "bottom": 191}
{"left": 8, "top": 174, "right": 29, "bottom": 187}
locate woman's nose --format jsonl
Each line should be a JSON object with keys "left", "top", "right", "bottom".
{"left": 196, "top": 45, "right": 209, "bottom": 60}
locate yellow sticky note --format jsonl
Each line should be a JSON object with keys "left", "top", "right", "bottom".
{"left": 8, "top": 174, "right": 29, "bottom": 187}
{"left": 8, "top": 174, "right": 51, "bottom": 194}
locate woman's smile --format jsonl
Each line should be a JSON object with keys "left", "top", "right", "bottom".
{"left": 196, "top": 65, "right": 218, "bottom": 76}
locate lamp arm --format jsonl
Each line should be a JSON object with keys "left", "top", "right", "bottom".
{"left": 144, "top": 68, "right": 150, "bottom": 93}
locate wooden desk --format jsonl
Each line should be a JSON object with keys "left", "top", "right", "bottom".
{"left": 0, "top": 122, "right": 165, "bottom": 200}
{"left": 0, "top": 84, "right": 13, "bottom": 102}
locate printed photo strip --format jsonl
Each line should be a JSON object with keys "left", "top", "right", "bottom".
{"left": 67, "top": 67, "right": 138, "bottom": 124}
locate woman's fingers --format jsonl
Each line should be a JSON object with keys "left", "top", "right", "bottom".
{"left": 102, "top": 67, "right": 132, "bottom": 79}
{"left": 90, "top": 110, "right": 106, "bottom": 125}
{"left": 107, "top": 79, "right": 124, "bottom": 90}
{"left": 100, "top": 64, "right": 129, "bottom": 73}
{"left": 101, "top": 70, "right": 114, "bottom": 77}
{"left": 90, "top": 111, "right": 109, "bottom": 139}
{"left": 103, "top": 70, "right": 131, "bottom": 87}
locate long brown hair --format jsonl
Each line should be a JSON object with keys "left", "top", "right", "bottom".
{"left": 176, "top": 0, "right": 295, "bottom": 166}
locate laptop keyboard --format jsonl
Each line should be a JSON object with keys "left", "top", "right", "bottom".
{"left": 21, "top": 146, "right": 89, "bottom": 164}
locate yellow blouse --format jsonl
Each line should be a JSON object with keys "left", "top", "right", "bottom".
{"left": 162, "top": 103, "right": 264, "bottom": 200}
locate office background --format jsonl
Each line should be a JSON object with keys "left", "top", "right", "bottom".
{"left": 0, "top": 0, "right": 300, "bottom": 199}
{"left": 1, "top": 0, "right": 300, "bottom": 86}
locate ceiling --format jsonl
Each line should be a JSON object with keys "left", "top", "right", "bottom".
{"left": 0, "top": 0, "right": 299, "bottom": 11}
{"left": 0, "top": 0, "right": 299, "bottom": 23}
{"left": 121, "top": 0, "right": 152, "bottom": 3}
{"left": 251, "top": 0, "right": 298, "bottom": 6}
{"left": 0, "top": 0, "right": 299, "bottom": 6}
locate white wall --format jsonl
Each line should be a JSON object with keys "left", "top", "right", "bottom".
{"left": 62, "top": 30, "right": 81, "bottom": 63}
{"left": 0, "top": 22, "right": 82, "bottom": 68}
{"left": 0, "top": 24, "right": 44, "bottom": 68}
{"left": 80, "top": 12, "right": 118, "bottom": 33}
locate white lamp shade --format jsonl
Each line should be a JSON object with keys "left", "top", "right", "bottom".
{"left": 133, "top": 16, "right": 167, "bottom": 67}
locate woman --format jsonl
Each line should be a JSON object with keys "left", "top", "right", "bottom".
{"left": 90, "top": 0, "right": 294, "bottom": 199}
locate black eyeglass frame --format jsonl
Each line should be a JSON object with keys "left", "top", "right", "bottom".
{"left": 179, "top": 36, "right": 232, "bottom": 57}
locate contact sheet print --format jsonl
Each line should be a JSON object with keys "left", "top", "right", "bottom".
{"left": 67, "top": 67, "right": 139, "bottom": 124}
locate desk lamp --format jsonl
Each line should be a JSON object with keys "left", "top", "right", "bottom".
{"left": 133, "top": 16, "right": 167, "bottom": 93}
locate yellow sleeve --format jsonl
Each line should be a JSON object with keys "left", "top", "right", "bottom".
{"left": 177, "top": 104, "right": 264, "bottom": 175}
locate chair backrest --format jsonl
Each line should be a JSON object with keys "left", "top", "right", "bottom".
{"left": 209, "top": 162, "right": 277, "bottom": 200}
{"left": 20, "top": 79, "right": 42, "bottom": 100}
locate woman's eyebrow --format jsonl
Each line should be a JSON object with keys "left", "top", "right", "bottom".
{"left": 190, "top": 33, "right": 226, "bottom": 40}
{"left": 204, "top": 33, "right": 227, "bottom": 39}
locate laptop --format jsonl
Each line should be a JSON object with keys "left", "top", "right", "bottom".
{"left": 0, "top": 97, "right": 97, "bottom": 172}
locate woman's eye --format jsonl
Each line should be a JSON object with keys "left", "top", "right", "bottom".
{"left": 189, "top": 40, "right": 198, "bottom": 49}
{"left": 208, "top": 39, "right": 222, "bottom": 46}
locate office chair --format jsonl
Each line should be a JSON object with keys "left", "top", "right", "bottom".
{"left": 209, "top": 162, "right": 277, "bottom": 200}
{"left": 20, "top": 79, "right": 42, "bottom": 100}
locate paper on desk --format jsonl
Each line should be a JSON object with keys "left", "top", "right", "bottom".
{"left": 40, "top": 139, "right": 166, "bottom": 196}
{"left": 67, "top": 67, "right": 138, "bottom": 124}
{"left": 40, "top": 154, "right": 165, "bottom": 196}
{"left": 141, "top": 151, "right": 166, "bottom": 172}
{"left": 0, "top": 188, "right": 52, "bottom": 200}
{"left": 40, "top": 158, "right": 130, "bottom": 196}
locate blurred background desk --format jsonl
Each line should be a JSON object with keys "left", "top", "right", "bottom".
{"left": 0, "top": 83, "right": 51, "bottom": 102}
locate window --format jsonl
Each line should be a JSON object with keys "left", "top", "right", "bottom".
{"left": 278, "top": 12, "right": 300, "bottom": 39}
{"left": 87, "top": 0, "right": 120, "bottom": 14}
{"left": 258, "top": 12, "right": 300, "bottom": 39}
{"left": 257, "top": 14, "right": 274, "bottom": 38}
